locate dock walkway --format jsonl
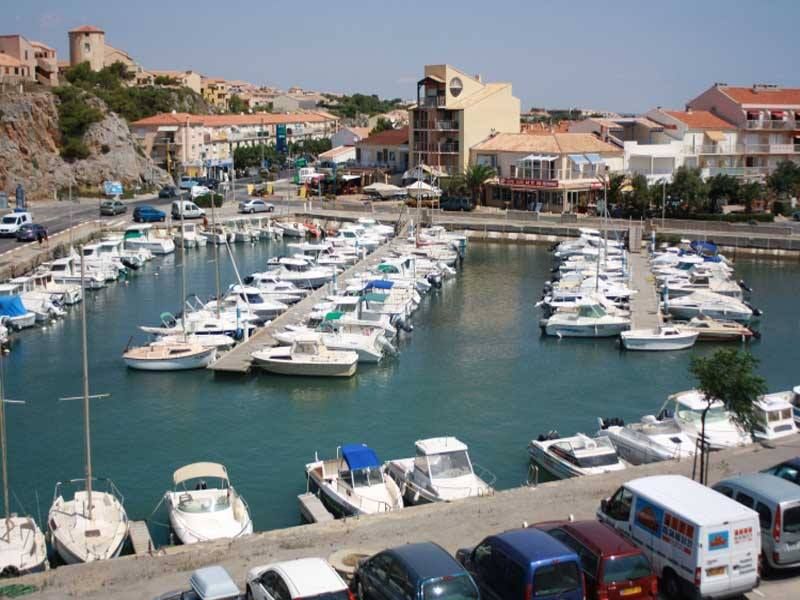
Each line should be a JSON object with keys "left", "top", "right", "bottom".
{"left": 209, "top": 223, "right": 408, "bottom": 373}
{"left": 298, "top": 492, "right": 334, "bottom": 524}
{"left": 128, "top": 521, "right": 154, "bottom": 555}
{"left": 628, "top": 251, "right": 661, "bottom": 329}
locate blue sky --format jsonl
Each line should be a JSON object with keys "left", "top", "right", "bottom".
{"left": 10, "top": 0, "right": 800, "bottom": 113}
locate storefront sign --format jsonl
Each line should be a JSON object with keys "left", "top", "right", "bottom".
{"left": 500, "top": 177, "right": 560, "bottom": 189}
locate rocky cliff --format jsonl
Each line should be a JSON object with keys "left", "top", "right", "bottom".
{"left": 0, "top": 90, "right": 171, "bottom": 199}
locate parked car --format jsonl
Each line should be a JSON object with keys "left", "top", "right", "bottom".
{"left": 100, "top": 199, "right": 127, "bottom": 216}
{"left": 793, "top": 211, "right": 800, "bottom": 222}
{"left": 713, "top": 473, "right": 800, "bottom": 572}
{"left": 159, "top": 185, "right": 179, "bottom": 199}
{"left": 239, "top": 199, "right": 275, "bottom": 214}
{"left": 354, "top": 542, "right": 479, "bottom": 600}
{"left": 246, "top": 557, "right": 350, "bottom": 600}
{"left": 457, "top": 527, "right": 584, "bottom": 600}
{"left": 133, "top": 205, "right": 166, "bottom": 223}
{"left": 440, "top": 196, "right": 474, "bottom": 212}
{"left": 597, "top": 475, "right": 760, "bottom": 600}
{"left": 15, "top": 223, "right": 48, "bottom": 242}
{"left": 533, "top": 520, "right": 657, "bottom": 599}
{"left": 198, "top": 177, "right": 220, "bottom": 190}
{"left": 154, "top": 565, "right": 242, "bottom": 600}
{"left": 0, "top": 211, "right": 32, "bottom": 236}
{"left": 171, "top": 200, "right": 206, "bottom": 220}
{"left": 764, "top": 457, "right": 800, "bottom": 487}
{"left": 179, "top": 176, "right": 199, "bottom": 190}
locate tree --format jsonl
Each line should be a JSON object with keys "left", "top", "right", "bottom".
{"left": 669, "top": 166, "right": 708, "bottom": 213}
{"left": 707, "top": 174, "right": 740, "bottom": 212}
{"left": 228, "top": 94, "right": 248, "bottom": 114}
{"left": 624, "top": 173, "right": 651, "bottom": 217}
{"left": 457, "top": 164, "right": 496, "bottom": 206}
{"left": 606, "top": 173, "right": 627, "bottom": 209}
{"left": 370, "top": 117, "right": 394, "bottom": 135}
{"left": 689, "top": 349, "right": 766, "bottom": 485}
{"left": 739, "top": 181, "right": 763, "bottom": 214}
{"left": 767, "top": 159, "right": 800, "bottom": 199}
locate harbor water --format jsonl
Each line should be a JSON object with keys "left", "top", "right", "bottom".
{"left": 3, "top": 241, "right": 798, "bottom": 547}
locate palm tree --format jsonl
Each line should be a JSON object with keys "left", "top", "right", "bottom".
{"left": 458, "top": 164, "right": 496, "bottom": 206}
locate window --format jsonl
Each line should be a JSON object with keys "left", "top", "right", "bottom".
{"left": 549, "top": 529, "right": 599, "bottom": 580}
{"left": 755, "top": 502, "right": 772, "bottom": 530}
{"left": 784, "top": 506, "right": 800, "bottom": 534}
{"left": 387, "top": 559, "right": 415, "bottom": 600}
{"left": 259, "top": 571, "right": 291, "bottom": 600}
{"left": 428, "top": 450, "right": 472, "bottom": 478}
{"left": 602, "top": 554, "right": 652, "bottom": 584}
{"left": 771, "top": 465, "right": 800, "bottom": 485}
{"left": 735, "top": 492, "right": 755, "bottom": 509}
{"left": 533, "top": 562, "right": 581, "bottom": 598}
{"left": 422, "top": 574, "right": 479, "bottom": 599}
{"left": 84, "top": 43, "right": 91, "bottom": 52}
{"left": 605, "top": 487, "right": 633, "bottom": 521}
{"left": 715, "top": 485, "right": 734, "bottom": 498}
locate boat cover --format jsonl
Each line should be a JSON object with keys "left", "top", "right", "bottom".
{"left": 342, "top": 444, "right": 380, "bottom": 471}
{"left": 173, "top": 462, "right": 229, "bottom": 485}
{"left": 690, "top": 240, "right": 718, "bottom": 256}
{"left": 363, "top": 293, "right": 387, "bottom": 303}
{"left": 0, "top": 296, "right": 27, "bottom": 317}
{"left": 367, "top": 280, "right": 394, "bottom": 290}
{"left": 324, "top": 311, "right": 343, "bottom": 321}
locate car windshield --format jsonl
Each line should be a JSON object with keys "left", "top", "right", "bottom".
{"left": 784, "top": 506, "right": 800, "bottom": 534}
{"left": 421, "top": 574, "right": 479, "bottom": 599}
{"left": 533, "top": 562, "right": 581, "bottom": 597}
{"left": 576, "top": 453, "right": 620, "bottom": 468}
{"left": 602, "top": 554, "right": 652, "bottom": 584}
{"left": 677, "top": 403, "right": 729, "bottom": 423}
{"left": 428, "top": 451, "right": 472, "bottom": 479}
{"left": 18, "top": 224, "right": 32, "bottom": 231}
{"left": 2, "top": 216, "right": 17, "bottom": 224}
{"left": 101, "top": 201, "right": 113, "bottom": 207}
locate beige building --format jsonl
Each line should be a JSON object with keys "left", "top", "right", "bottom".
{"left": 470, "top": 132, "right": 623, "bottom": 212}
{"left": 409, "top": 65, "right": 520, "bottom": 176}
{"left": 0, "top": 34, "right": 58, "bottom": 85}
{"left": 201, "top": 78, "right": 231, "bottom": 110}
{"left": 144, "top": 70, "right": 203, "bottom": 94}
{"left": 356, "top": 127, "right": 409, "bottom": 173}
{"left": 368, "top": 109, "right": 410, "bottom": 131}
{"left": 68, "top": 25, "right": 140, "bottom": 75}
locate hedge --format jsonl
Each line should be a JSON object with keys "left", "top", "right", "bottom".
{"left": 690, "top": 213, "right": 774, "bottom": 223}
{"left": 194, "top": 194, "right": 224, "bottom": 208}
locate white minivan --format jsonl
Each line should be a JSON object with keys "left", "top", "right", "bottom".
{"left": 598, "top": 475, "right": 760, "bottom": 599}
{"left": 171, "top": 200, "right": 205, "bottom": 220}
{"left": 0, "top": 211, "right": 32, "bottom": 236}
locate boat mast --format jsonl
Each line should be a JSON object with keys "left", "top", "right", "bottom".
{"left": 180, "top": 219, "right": 187, "bottom": 341}
{"left": 0, "top": 360, "right": 10, "bottom": 534}
{"left": 210, "top": 182, "right": 222, "bottom": 319}
{"left": 79, "top": 254, "right": 93, "bottom": 519}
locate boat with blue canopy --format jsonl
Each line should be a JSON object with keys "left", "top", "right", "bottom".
{"left": 0, "top": 293, "right": 36, "bottom": 330}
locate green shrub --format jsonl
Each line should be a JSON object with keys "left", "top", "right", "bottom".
{"left": 60, "top": 138, "right": 92, "bottom": 160}
{"left": 772, "top": 200, "right": 788, "bottom": 216}
{"left": 691, "top": 212, "right": 774, "bottom": 223}
{"left": 194, "top": 193, "right": 224, "bottom": 208}
{"left": 53, "top": 85, "right": 103, "bottom": 161}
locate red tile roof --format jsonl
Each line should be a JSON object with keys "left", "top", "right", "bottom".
{"left": 357, "top": 126, "right": 409, "bottom": 146}
{"left": 69, "top": 25, "right": 105, "bottom": 34}
{"left": 719, "top": 86, "right": 800, "bottom": 106}
{"left": 662, "top": 110, "right": 735, "bottom": 129}
{"left": 131, "top": 112, "right": 338, "bottom": 128}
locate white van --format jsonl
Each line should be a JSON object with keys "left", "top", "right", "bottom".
{"left": 598, "top": 475, "right": 760, "bottom": 599}
{"left": 0, "top": 211, "right": 32, "bottom": 236}
{"left": 171, "top": 200, "right": 205, "bottom": 220}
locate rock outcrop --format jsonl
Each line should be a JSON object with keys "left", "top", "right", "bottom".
{"left": 0, "top": 90, "right": 171, "bottom": 199}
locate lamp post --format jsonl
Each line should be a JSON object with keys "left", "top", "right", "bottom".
{"left": 661, "top": 178, "right": 667, "bottom": 228}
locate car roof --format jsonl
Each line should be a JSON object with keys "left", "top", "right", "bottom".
{"left": 717, "top": 473, "right": 800, "bottom": 505}
{"left": 189, "top": 566, "right": 239, "bottom": 600}
{"left": 539, "top": 520, "right": 642, "bottom": 557}
{"left": 386, "top": 542, "right": 466, "bottom": 582}
{"left": 490, "top": 528, "right": 578, "bottom": 568}
{"left": 269, "top": 558, "right": 346, "bottom": 595}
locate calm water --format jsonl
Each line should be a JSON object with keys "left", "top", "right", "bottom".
{"left": 2, "top": 242, "right": 799, "bottom": 546}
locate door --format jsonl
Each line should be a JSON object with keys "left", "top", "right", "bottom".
{"left": 549, "top": 529, "right": 599, "bottom": 599}
{"left": 470, "top": 541, "right": 503, "bottom": 599}
{"left": 253, "top": 570, "right": 291, "bottom": 600}
{"left": 778, "top": 502, "right": 800, "bottom": 567}
{"left": 600, "top": 487, "right": 634, "bottom": 537}
{"left": 361, "top": 554, "right": 396, "bottom": 600}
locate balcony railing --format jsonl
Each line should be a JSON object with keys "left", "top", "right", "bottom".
{"left": 419, "top": 96, "right": 446, "bottom": 108}
{"left": 704, "top": 166, "right": 770, "bottom": 178}
{"left": 504, "top": 168, "right": 607, "bottom": 184}
{"left": 745, "top": 119, "right": 797, "bottom": 130}
{"left": 686, "top": 143, "right": 800, "bottom": 155}
{"left": 435, "top": 120, "right": 459, "bottom": 130}
{"left": 413, "top": 143, "right": 460, "bottom": 153}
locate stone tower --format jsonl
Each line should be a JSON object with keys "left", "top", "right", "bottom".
{"left": 68, "top": 25, "right": 105, "bottom": 71}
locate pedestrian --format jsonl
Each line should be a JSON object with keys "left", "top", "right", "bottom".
{"left": 202, "top": 215, "right": 209, "bottom": 229}
{"left": 36, "top": 230, "right": 44, "bottom": 245}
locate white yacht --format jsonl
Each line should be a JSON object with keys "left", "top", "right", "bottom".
{"left": 275, "top": 318, "right": 394, "bottom": 363}
{"left": 164, "top": 463, "right": 252, "bottom": 545}
{"left": 48, "top": 256, "right": 105, "bottom": 290}
{"left": 385, "top": 437, "right": 494, "bottom": 505}
{"left": 597, "top": 416, "right": 696, "bottom": 464}
{"left": 211, "top": 285, "right": 288, "bottom": 322}
{"left": 266, "top": 257, "right": 335, "bottom": 289}
{"left": 751, "top": 393, "right": 797, "bottom": 441}
{"left": 140, "top": 309, "right": 257, "bottom": 339}
{"left": 662, "top": 272, "right": 743, "bottom": 300}
{"left": 174, "top": 222, "right": 207, "bottom": 248}
{"left": 252, "top": 333, "right": 358, "bottom": 377}
{"left": 0, "top": 287, "right": 36, "bottom": 330}
{"left": 123, "top": 224, "right": 175, "bottom": 255}
{"left": 274, "top": 221, "right": 307, "bottom": 238}
{"left": 528, "top": 432, "right": 626, "bottom": 479}
{"left": 308, "top": 296, "right": 397, "bottom": 338}
{"left": 543, "top": 301, "right": 630, "bottom": 338}
{"left": 657, "top": 390, "right": 753, "bottom": 450}
{"left": 2, "top": 280, "right": 64, "bottom": 323}
{"left": 620, "top": 326, "right": 698, "bottom": 351}
{"left": 74, "top": 245, "right": 121, "bottom": 282}
{"left": 305, "top": 444, "right": 404, "bottom": 517}
{"left": 200, "top": 225, "right": 231, "bottom": 245}
{"left": 674, "top": 316, "right": 756, "bottom": 342}
{"left": 26, "top": 272, "right": 82, "bottom": 305}
{"left": 664, "top": 291, "right": 755, "bottom": 323}
{"left": 243, "top": 273, "right": 309, "bottom": 305}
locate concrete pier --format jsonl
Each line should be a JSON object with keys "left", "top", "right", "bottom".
{"left": 128, "top": 520, "right": 154, "bottom": 556}
{"left": 628, "top": 252, "right": 662, "bottom": 329}
{"left": 298, "top": 492, "right": 334, "bottom": 524}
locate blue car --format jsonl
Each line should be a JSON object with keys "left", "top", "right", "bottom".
{"left": 354, "top": 542, "right": 480, "bottom": 599}
{"left": 457, "top": 528, "right": 584, "bottom": 600}
{"left": 764, "top": 456, "right": 800, "bottom": 486}
{"left": 15, "top": 223, "right": 48, "bottom": 242}
{"left": 132, "top": 205, "right": 166, "bottom": 223}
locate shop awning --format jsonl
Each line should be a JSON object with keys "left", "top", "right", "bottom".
{"left": 705, "top": 130, "right": 726, "bottom": 142}
{"left": 584, "top": 153, "right": 603, "bottom": 165}
{"left": 746, "top": 111, "right": 760, "bottom": 119}
{"left": 568, "top": 154, "right": 589, "bottom": 165}
{"left": 771, "top": 111, "right": 785, "bottom": 119}
{"left": 518, "top": 154, "right": 558, "bottom": 162}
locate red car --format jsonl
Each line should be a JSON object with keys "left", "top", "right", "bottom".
{"left": 532, "top": 520, "right": 658, "bottom": 600}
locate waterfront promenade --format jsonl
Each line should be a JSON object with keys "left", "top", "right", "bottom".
{"left": 628, "top": 252, "right": 662, "bottom": 329}
{"left": 19, "top": 438, "right": 800, "bottom": 600}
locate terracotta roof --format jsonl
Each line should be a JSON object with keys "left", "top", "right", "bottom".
{"left": 130, "top": 112, "right": 205, "bottom": 127}
{"left": 719, "top": 86, "right": 800, "bottom": 106}
{"left": 522, "top": 120, "right": 575, "bottom": 135}
{"left": 131, "top": 112, "right": 338, "bottom": 128}
{"left": 357, "top": 126, "right": 409, "bottom": 147}
{"left": 661, "top": 110, "right": 735, "bottom": 129}
{"left": 344, "top": 126, "right": 370, "bottom": 138}
{"left": 30, "top": 40, "right": 55, "bottom": 51}
{"left": 471, "top": 132, "right": 621, "bottom": 154}
{"left": 0, "top": 54, "right": 24, "bottom": 67}
{"left": 319, "top": 145, "right": 356, "bottom": 159}
{"left": 69, "top": 25, "right": 104, "bottom": 34}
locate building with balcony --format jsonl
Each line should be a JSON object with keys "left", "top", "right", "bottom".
{"left": 688, "top": 83, "right": 800, "bottom": 178}
{"left": 470, "top": 132, "right": 623, "bottom": 212}
{"left": 201, "top": 78, "right": 231, "bottom": 110}
{"left": 409, "top": 65, "right": 520, "bottom": 177}
{"left": 355, "top": 127, "right": 409, "bottom": 173}
{"left": 0, "top": 34, "right": 58, "bottom": 85}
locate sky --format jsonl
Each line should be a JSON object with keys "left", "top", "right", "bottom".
{"left": 9, "top": 0, "right": 800, "bottom": 113}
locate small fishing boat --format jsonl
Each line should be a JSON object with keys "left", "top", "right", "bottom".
{"left": 0, "top": 292, "right": 36, "bottom": 330}
{"left": 48, "top": 256, "right": 105, "bottom": 290}
{"left": 664, "top": 291, "right": 756, "bottom": 324}
{"left": 751, "top": 393, "right": 798, "bottom": 441}
{"left": 275, "top": 318, "right": 394, "bottom": 363}
{"left": 620, "top": 326, "right": 698, "bottom": 351}
{"left": 266, "top": 257, "right": 335, "bottom": 289}
{"left": 528, "top": 432, "right": 626, "bottom": 479}
{"left": 305, "top": 444, "right": 404, "bottom": 517}
{"left": 275, "top": 221, "right": 307, "bottom": 238}
{"left": 597, "top": 416, "right": 696, "bottom": 464}
{"left": 542, "top": 301, "right": 630, "bottom": 338}
{"left": 123, "top": 224, "right": 175, "bottom": 255}
{"left": 164, "top": 462, "right": 252, "bottom": 545}
{"left": 385, "top": 437, "right": 494, "bottom": 505}
{"left": 173, "top": 222, "right": 207, "bottom": 248}
{"left": 122, "top": 342, "right": 217, "bottom": 371}
{"left": 251, "top": 334, "right": 358, "bottom": 377}
{"left": 674, "top": 316, "right": 756, "bottom": 342}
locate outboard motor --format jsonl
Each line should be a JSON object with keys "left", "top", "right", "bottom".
{"left": 537, "top": 430, "right": 559, "bottom": 442}
{"left": 744, "top": 301, "right": 763, "bottom": 317}
{"left": 600, "top": 417, "right": 625, "bottom": 429}
{"left": 739, "top": 280, "right": 753, "bottom": 294}
{"left": 243, "top": 275, "right": 254, "bottom": 285}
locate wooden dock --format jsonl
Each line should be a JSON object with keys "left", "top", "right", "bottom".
{"left": 209, "top": 223, "right": 408, "bottom": 373}
{"left": 298, "top": 492, "right": 334, "bottom": 523}
{"left": 129, "top": 520, "right": 154, "bottom": 555}
{"left": 628, "top": 251, "right": 662, "bottom": 329}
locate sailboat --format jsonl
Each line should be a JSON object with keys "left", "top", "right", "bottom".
{"left": 48, "top": 258, "right": 129, "bottom": 564}
{"left": 0, "top": 364, "right": 47, "bottom": 576}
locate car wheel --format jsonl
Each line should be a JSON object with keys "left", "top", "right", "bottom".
{"left": 268, "top": 207, "right": 274, "bottom": 212}
{"left": 356, "top": 579, "right": 366, "bottom": 600}
{"left": 160, "top": 217, "right": 166, "bottom": 222}
{"left": 663, "top": 569, "right": 682, "bottom": 599}
{"left": 249, "top": 208, "right": 255, "bottom": 214}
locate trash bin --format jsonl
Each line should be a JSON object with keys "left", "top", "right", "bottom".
{"left": 267, "top": 183, "right": 273, "bottom": 195}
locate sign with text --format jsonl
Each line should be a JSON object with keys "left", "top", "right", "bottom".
{"left": 500, "top": 177, "right": 560, "bottom": 189}
{"left": 276, "top": 124, "right": 287, "bottom": 153}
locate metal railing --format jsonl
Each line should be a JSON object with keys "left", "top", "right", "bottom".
{"left": 412, "top": 120, "right": 459, "bottom": 131}
{"left": 413, "top": 143, "right": 459, "bottom": 153}
{"left": 435, "top": 120, "right": 459, "bottom": 130}
{"left": 704, "top": 166, "right": 770, "bottom": 177}
{"left": 745, "top": 119, "right": 797, "bottom": 130}
{"left": 686, "top": 143, "right": 799, "bottom": 155}
{"left": 419, "top": 96, "right": 446, "bottom": 108}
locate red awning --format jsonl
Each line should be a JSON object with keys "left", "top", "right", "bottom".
{"left": 746, "top": 111, "right": 760, "bottom": 119}
{"left": 771, "top": 111, "right": 785, "bottom": 119}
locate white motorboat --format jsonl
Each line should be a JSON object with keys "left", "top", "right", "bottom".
{"left": 597, "top": 416, "right": 696, "bottom": 464}
{"left": 122, "top": 341, "right": 217, "bottom": 371}
{"left": 275, "top": 221, "right": 307, "bottom": 238}
{"left": 662, "top": 272, "right": 743, "bottom": 300}
{"left": 543, "top": 301, "right": 630, "bottom": 338}
{"left": 243, "top": 273, "right": 308, "bottom": 305}
{"left": 780, "top": 386, "right": 800, "bottom": 427}
{"left": 213, "top": 285, "right": 288, "bottom": 322}
{"left": 0, "top": 289, "right": 36, "bottom": 330}
{"left": 664, "top": 291, "right": 755, "bottom": 323}
{"left": 48, "top": 256, "right": 105, "bottom": 290}
{"left": 527, "top": 432, "right": 626, "bottom": 479}
{"left": 751, "top": 393, "right": 798, "bottom": 441}
{"left": 674, "top": 316, "right": 756, "bottom": 342}
{"left": 385, "top": 437, "right": 494, "bottom": 505}
{"left": 266, "top": 257, "right": 335, "bottom": 289}
{"left": 173, "top": 222, "right": 207, "bottom": 248}
{"left": 305, "top": 444, "right": 404, "bottom": 517}
{"left": 151, "top": 333, "right": 235, "bottom": 351}
{"left": 123, "top": 224, "right": 175, "bottom": 255}
{"left": 252, "top": 334, "right": 358, "bottom": 377}
{"left": 200, "top": 225, "right": 230, "bottom": 245}
{"left": 657, "top": 390, "right": 753, "bottom": 450}
{"left": 25, "top": 272, "right": 82, "bottom": 305}
{"left": 620, "top": 326, "right": 698, "bottom": 351}
{"left": 164, "top": 463, "right": 252, "bottom": 545}
{"left": 140, "top": 309, "right": 257, "bottom": 339}
{"left": 2, "top": 281, "right": 64, "bottom": 323}
{"left": 276, "top": 319, "right": 394, "bottom": 363}
{"left": 307, "top": 296, "right": 397, "bottom": 338}
{"left": 76, "top": 244, "right": 125, "bottom": 281}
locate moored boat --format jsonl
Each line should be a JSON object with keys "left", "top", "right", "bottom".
{"left": 251, "top": 334, "right": 358, "bottom": 377}
{"left": 620, "top": 326, "right": 698, "bottom": 351}
{"left": 122, "top": 342, "right": 217, "bottom": 371}
{"left": 528, "top": 432, "right": 626, "bottom": 480}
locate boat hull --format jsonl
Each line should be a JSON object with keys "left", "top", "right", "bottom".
{"left": 123, "top": 348, "right": 217, "bottom": 371}
{"left": 620, "top": 333, "right": 698, "bottom": 351}
{"left": 253, "top": 357, "right": 357, "bottom": 377}
{"left": 544, "top": 322, "right": 629, "bottom": 338}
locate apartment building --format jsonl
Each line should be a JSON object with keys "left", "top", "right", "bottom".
{"left": 0, "top": 34, "right": 58, "bottom": 85}
{"left": 356, "top": 127, "right": 409, "bottom": 173}
{"left": 688, "top": 83, "right": 800, "bottom": 178}
{"left": 409, "top": 65, "right": 520, "bottom": 177}
{"left": 136, "top": 70, "right": 203, "bottom": 94}
{"left": 470, "top": 132, "right": 623, "bottom": 212}
{"left": 201, "top": 78, "right": 231, "bottom": 110}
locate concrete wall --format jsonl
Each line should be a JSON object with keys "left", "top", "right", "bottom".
{"left": 332, "top": 128, "right": 366, "bottom": 148}
{"left": 688, "top": 86, "right": 745, "bottom": 126}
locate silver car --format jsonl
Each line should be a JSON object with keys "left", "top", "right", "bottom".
{"left": 238, "top": 199, "right": 274, "bottom": 214}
